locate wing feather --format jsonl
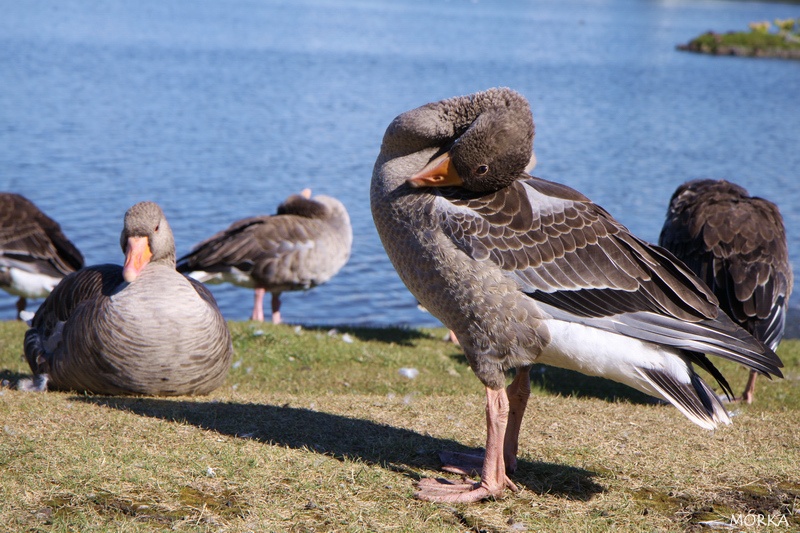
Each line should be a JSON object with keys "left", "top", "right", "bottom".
{"left": 659, "top": 180, "right": 792, "bottom": 350}
{"left": 0, "top": 194, "right": 84, "bottom": 277}
{"left": 178, "top": 215, "right": 319, "bottom": 276}
{"left": 432, "top": 176, "right": 782, "bottom": 378}
{"left": 439, "top": 177, "right": 719, "bottom": 322}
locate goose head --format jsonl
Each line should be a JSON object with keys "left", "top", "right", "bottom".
{"left": 120, "top": 201, "right": 175, "bottom": 282}
{"left": 276, "top": 188, "right": 329, "bottom": 219}
{"left": 667, "top": 179, "right": 749, "bottom": 210}
{"left": 407, "top": 100, "right": 535, "bottom": 193}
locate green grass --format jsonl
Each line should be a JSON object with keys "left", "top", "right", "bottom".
{"left": 1, "top": 320, "right": 799, "bottom": 532}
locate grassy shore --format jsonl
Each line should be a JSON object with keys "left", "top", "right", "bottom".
{"left": 1, "top": 320, "right": 798, "bottom": 532}
{"left": 678, "top": 18, "right": 800, "bottom": 60}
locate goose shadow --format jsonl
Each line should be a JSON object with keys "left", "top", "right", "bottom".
{"left": 75, "top": 396, "right": 604, "bottom": 500}
{"left": 300, "top": 324, "right": 433, "bottom": 346}
{"left": 447, "top": 352, "right": 657, "bottom": 405}
{"left": 528, "top": 364, "right": 659, "bottom": 405}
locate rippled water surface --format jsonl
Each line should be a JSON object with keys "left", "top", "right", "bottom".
{"left": 2, "top": 0, "right": 799, "bottom": 326}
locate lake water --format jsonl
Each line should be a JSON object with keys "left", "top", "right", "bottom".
{"left": 2, "top": 0, "right": 799, "bottom": 328}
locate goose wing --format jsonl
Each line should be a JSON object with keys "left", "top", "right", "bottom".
{"left": 177, "top": 216, "right": 272, "bottom": 273}
{"left": 659, "top": 187, "right": 792, "bottom": 350}
{"left": 177, "top": 215, "right": 323, "bottom": 287}
{"left": 0, "top": 194, "right": 84, "bottom": 277}
{"left": 24, "top": 264, "right": 123, "bottom": 373}
{"left": 433, "top": 176, "right": 782, "bottom": 377}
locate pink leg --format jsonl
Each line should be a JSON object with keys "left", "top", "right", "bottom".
{"left": 271, "top": 292, "right": 282, "bottom": 324}
{"left": 741, "top": 370, "right": 757, "bottom": 404}
{"left": 251, "top": 288, "right": 265, "bottom": 322}
{"left": 448, "top": 330, "right": 460, "bottom": 345}
{"left": 415, "top": 387, "right": 517, "bottom": 503}
{"left": 438, "top": 366, "right": 531, "bottom": 477}
{"left": 503, "top": 366, "right": 532, "bottom": 474}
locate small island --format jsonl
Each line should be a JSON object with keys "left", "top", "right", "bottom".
{"left": 678, "top": 18, "right": 800, "bottom": 60}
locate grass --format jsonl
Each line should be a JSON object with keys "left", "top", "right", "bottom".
{"left": 1, "top": 319, "right": 799, "bottom": 532}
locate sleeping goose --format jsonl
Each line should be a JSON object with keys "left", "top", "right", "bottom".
{"left": 370, "top": 88, "right": 783, "bottom": 503}
{"left": 659, "top": 179, "right": 792, "bottom": 403}
{"left": 177, "top": 189, "right": 352, "bottom": 324}
{"left": 22, "top": 201, "right": 233, "bottom": 395}
{"left": 0, "top": 193, "right": 84, "bottom": 320}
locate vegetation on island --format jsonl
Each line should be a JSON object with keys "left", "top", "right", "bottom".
{"left": 678, "top": 17, "right": 800, "bottom": 59}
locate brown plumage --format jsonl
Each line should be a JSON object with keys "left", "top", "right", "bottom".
{"left": 177, "top": 189, "right": 352, "bottom": 324}
{"left": 371, "top": 87, "right": 783, "bottom": 503}
{"left": 22, "top": 201, "right": 233, "bottom": 395}
{"left": 0, "top": 193, "right": 84, "bottom": 319}
{"left": 659, "top": 179, "right": 793, "bottom": 402}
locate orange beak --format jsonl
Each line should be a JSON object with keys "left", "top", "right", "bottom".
{"left": 407, "top": 152, "right": 464, "bottom": 188}
{"left": 122, "top": 236, "right": 153, "bottom": 282}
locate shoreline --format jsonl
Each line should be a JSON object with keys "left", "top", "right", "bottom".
{"left": 677, "top": 36, "right": 800, "bottom": 59}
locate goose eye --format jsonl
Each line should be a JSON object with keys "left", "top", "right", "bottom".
{"left": 476, "top": 165, "right": 489, "bottom": 176}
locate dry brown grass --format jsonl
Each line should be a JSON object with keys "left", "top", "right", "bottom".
{"left": 1, "top": 320, "right": 798, "bottom": 532}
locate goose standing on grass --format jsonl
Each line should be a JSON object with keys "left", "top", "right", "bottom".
{"left": 370, "top": 88, "right": 783, "bottom": 503}
{"left": 0, "top": 193, "right": 84, "bottom": 320}
{"left": 177, "top": 189, "right": 352, "bottom": 324}
{"left": 659, "top": 179, "right": 792, "bottom": 403}
{"left": 22, "top": 201, "right": 233, "bottom": 395}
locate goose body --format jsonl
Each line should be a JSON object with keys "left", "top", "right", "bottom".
{"left": 0, "top": 193, "right": 84, "bottom": 319}
{"left": 659, "top": 179, "right": 792, "bottom": 403}
{"left": 370, "top": 88, "right": 783, "bottom": 502}
{"left": 23, "top": 202, "right": 233, "bottom": 396}
{"left": 177, "top": 189, "right": 352, "bottom": 323}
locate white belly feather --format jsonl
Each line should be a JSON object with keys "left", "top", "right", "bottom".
{"left": 4, "top": 267, "right": 62, "bottom": 298}
{"left": 538, "top": 319, "right": 694, "bottom": 401}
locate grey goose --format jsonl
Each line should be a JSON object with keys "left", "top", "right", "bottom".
{"left": 370, "top": 87, "right": 783, "bottom": 503}
{"left": 0, "top": 193, "right": 84, "bottom": 319}
{"left": 177, "top": 189, "right": 352, "bottom": 324}
{"left": 659, "top": 179, "right": 792, "bottom": 403}
{"left": 23, "top": 201, "right": 233, "bottom": 395}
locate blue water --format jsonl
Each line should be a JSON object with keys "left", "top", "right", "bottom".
{"left": 2, "top": 0, "right": 799, "bottom": 327}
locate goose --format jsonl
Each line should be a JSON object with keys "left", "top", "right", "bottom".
{"left": 177, "top": 189, "right": 352, "bottom": 324}
{"left": 370, "top": 88, "right": 783, "bottom": 503}
{"left": 659, "top": 179, "right": 792, "bottom": 403}
{"left": 22, "top": 201, "right": 233, "bottom": 396}
{"left": 0, "top": 193, "right": 84, "bottom": 320}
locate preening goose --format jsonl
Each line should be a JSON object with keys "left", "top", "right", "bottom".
{"left": 23, "top": 201, "right": 233, "bottom": 396}
{"left": 370, "top": 88, "right": 783, "bottom": 503}
{"left": 177, "top": 189, "right": 352, "bottom": 324}
{"left": 0, "top": 193, "right": 84, "bottom": 319}
{"left": 659, "top": 179, "right": 792, "bottom": 403}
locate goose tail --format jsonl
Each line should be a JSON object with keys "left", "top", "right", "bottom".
{"left": 636, "top": 367, "right": 731, "bottom": 429}
{"left": 17, "top": 374, "right": 49, "bottom": 392}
